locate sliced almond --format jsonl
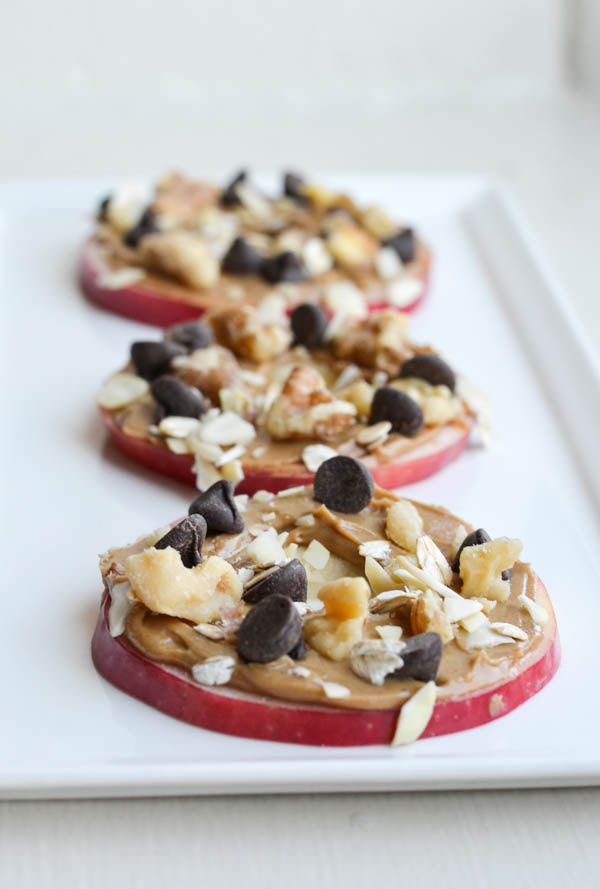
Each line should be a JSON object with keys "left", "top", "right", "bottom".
{"left": 358, "top": 539, "right": 392, "bottom": 562}
{"left": 246, "top": 530, "right": 288, "bottom": 567}
{"left": 356, "top": 421, "right": 392, "bottom": 446}
{"left": 315, "top": 679, "right": 351, "bottom": 700}
{"left": 198, "top": 411, "right": 256, "bottom": 446}
{"left": 386, "top": 277, "right": 423, "bottom": 308}
{"left": 416, "top": 535, "right": 453, "bottom": 586}
{"left": 364, "top": 556, "right": 398, "bottom": 595}
{"left": 519, "top": 592, "right": 549, "bottom": 625}
{"left": 443, "top": 596, "right": 483, "bottom": 624}
{"left": 158, "top": 416, "right": 202, "bottom": 438}
{"left": 375, "top": 624, "right": 403, "bottom": 643}
{"left": 490, "top": 621, "right": 528, "bottom": 641}
{"left": 302, "top": 444, "right": 338, "bottom": 473}
{"left": 304, "top": 539, "right": 330, "bottom": 570}
{"left": 98, "top": 267, "right": 145, "bottom": 290}
{"left": 375, "top": 246, "right": 402, "bottom": 281}
{"left": 97, "top": 373, "right": 149, "bottom": 410}
{"left": 192, "top": 656, "right": 235, "bottom": 686}
{"left": 392, "top": 681, "right": 437, "bottom": 746}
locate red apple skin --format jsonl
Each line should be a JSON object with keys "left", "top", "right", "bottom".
{"left": 100, "top": 408, "right": 470, "bottom": 494}
{"left": 91, "top": 583, "right": 560, "bottom": 747}
{"left": 80, "top": 239, "right": 428, "bottom": 327}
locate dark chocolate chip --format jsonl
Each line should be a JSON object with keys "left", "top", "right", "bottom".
{"left": 369, "top": 387, "right": 424, "bottom": 437}
{"left": 261, "top": 251, "right": 307, "bottom": 284}
{"left": 123, "top": 208, "right": 160, "bottom": 248}
{"left": 400, "top": 354, "right": 456, "bottom": 392}
{"left": 288, "top": 636, "right": 307, "bottom": 660}
{"left": 290, "top": 303, "right": 328, "bottom": 350}
{"left": 97, "top": 194, "right": 111, "bottom": 221}
{"left": 236, "top": 594, "right": 303, "bottom": 663}
{"left": 452, "top": 528, "right": 509, "bottom": 580}
{"left": 165, "top": 320, "right": 214, "bottom": 352}
{"left": 130, "top": 341, "right": 187, "bottom": 381}
{"left": 243, "top": 559, "right": 308, "bottom": 604}
{"left": 151, "top": 375, "right": 207, "bottom": 419}
{"left": 382, "top": 227, "right": 416, "bottom": 263}
{"left": 313, "top": 455, "right": 374, "bottom": 514}
{"left": 283, "top": 171, "right": 308, "bottom": 204}
{"left": 221, "top": 237, "right": 264, "bottom": 276}
{"left": 219, "top": 169, "right": 247, "bottom": 207}
{"left": 188, "top": 480, "right": 245, "bottom": 535}
{"left": 392, "top": 632, "right": 443, "bottom": 683}
{"left": 154, "top": 515, "right": 207, "bottom": 569}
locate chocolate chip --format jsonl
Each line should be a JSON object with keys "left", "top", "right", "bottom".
{"left": 261, "top": 251, "right": 307, "bottom": 284}
{"left": 155, "top": 515, "right": 207, "bottom": 569}
{"left": 314, "top": 456, "right": 374, "bottom": 514}
{"left": 97, "top": 194, "right": 111, "bottom": 221}
{"left": 369, "top": 387, "right": 424, "bottom": 437}
{"left": 123, "top": 208, "right": 160, "bottom": 248}
{"left": 393, "top": 632, "right": 442, "bottom": 683}
{"left": 382, "top": 227, "right": 416, "bottom": 263}
{"left": 243, "top": 559, "right": 308, "bottom": 604}
{"left": 219, "top": 169, "right": 247, "bottom": 207}
{"left": 130, "top": 341, "right": 187, "bottom": 381}
{"left": 221, "top": 237, "right": 264, "bottom": 276}
{"left": 236, "top": 594, "right": 303, "bottom": 663}
{"left": 165, "top": 320, "right": 213, "bottom": 352}
{"left": 452, "top": 528, "right": 509, "bottom": 580}
{"left": 288, "top": 636, "right": 307, "bottom": 660}
{"left": 400, "top": 354, "right": 456, "bottom": 392}
{"left": 151, "top": 375, "right": 207, "bottom": 419}
{"left": 188, "top": 480, "right": 245, "bottom": 535}
{"left": 290, "top": 303, "right": 328, "bottom": 350}
{"left": 283, "top": 171, "right": 308, "bottom": 204}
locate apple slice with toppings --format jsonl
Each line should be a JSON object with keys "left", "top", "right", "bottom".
{"left": 79, "top": 238, "right": 429, "bottom": 328}
{"left": 92, "top": 476, "right": 559, "bottom": 747}
{"left": 92, "top": 578, "right": 559, "bottom": 747}
{"left": 100, "top": 406, "right": 470, "bottom": 494}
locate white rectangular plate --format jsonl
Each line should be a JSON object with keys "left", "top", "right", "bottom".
{"left": 2, "top": 175, "right": 600, "bottom": 799}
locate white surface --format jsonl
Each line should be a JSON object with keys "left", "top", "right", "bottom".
{"left": 0, "top": 0, "right": 564, "bottom": 105}
{"left": 2, "top": 175, "right": 600, "bottom": 801}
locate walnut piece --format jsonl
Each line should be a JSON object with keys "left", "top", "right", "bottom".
{"left": 140, "top": 230, "right": 219, "bottom": 289}
{"left": 330, "top": 311, "right": 410, "bottom": 375}
{"left": 210, "top": 305, "right": 291, "bottom": 362}
{"left": 265, "top": 366, "right": 356, "bottom": 441}
{"left": 172, "top": 345, "right": 239, "bottom": 404}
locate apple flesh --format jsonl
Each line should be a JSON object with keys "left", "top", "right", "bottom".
{"left": 100, "top": 408, "right": 470, "bottom": 495}
{"left": 91, "top": 584, "right": 560, "bottom": 747}
{"left": 80, "top": 239, "right": 429, "bottom": 327}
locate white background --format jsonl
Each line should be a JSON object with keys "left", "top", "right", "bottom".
{"left": 1, "top": 1, "right": 600, "bottom": 887}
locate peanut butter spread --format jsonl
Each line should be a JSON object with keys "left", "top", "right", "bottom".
{"left": 100, "top": 487, "right": 555, "bottom": 711}
{"left": 90, "top": 171, "right": 430, "bottom": 313}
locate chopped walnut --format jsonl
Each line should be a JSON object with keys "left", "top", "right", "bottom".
{"left": 152, "top": 172, "right": 220, "bottom": 224}
{"left": 265, "top": 366, "right": 356, "bottom": 441}
{"left": 330, "top": 311, "right": 410, "bottom": 375}
{"left": 210, "top": 305, "right": 291, "bottom": 362}
{"left": 172, "top": 345, "right": 239, "bottom": 403}
{"left": 140, "top": 230, "right": 219, "bottom": 289}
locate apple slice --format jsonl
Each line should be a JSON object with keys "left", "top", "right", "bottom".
{"left": 91, "top": 580, "right": 559, "bottom": 747}
{"left": 100, "top": 408, "right": 470, "bottom": 495}
{"left": 79, "top": 239, "right": 429, "bottom": 328}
